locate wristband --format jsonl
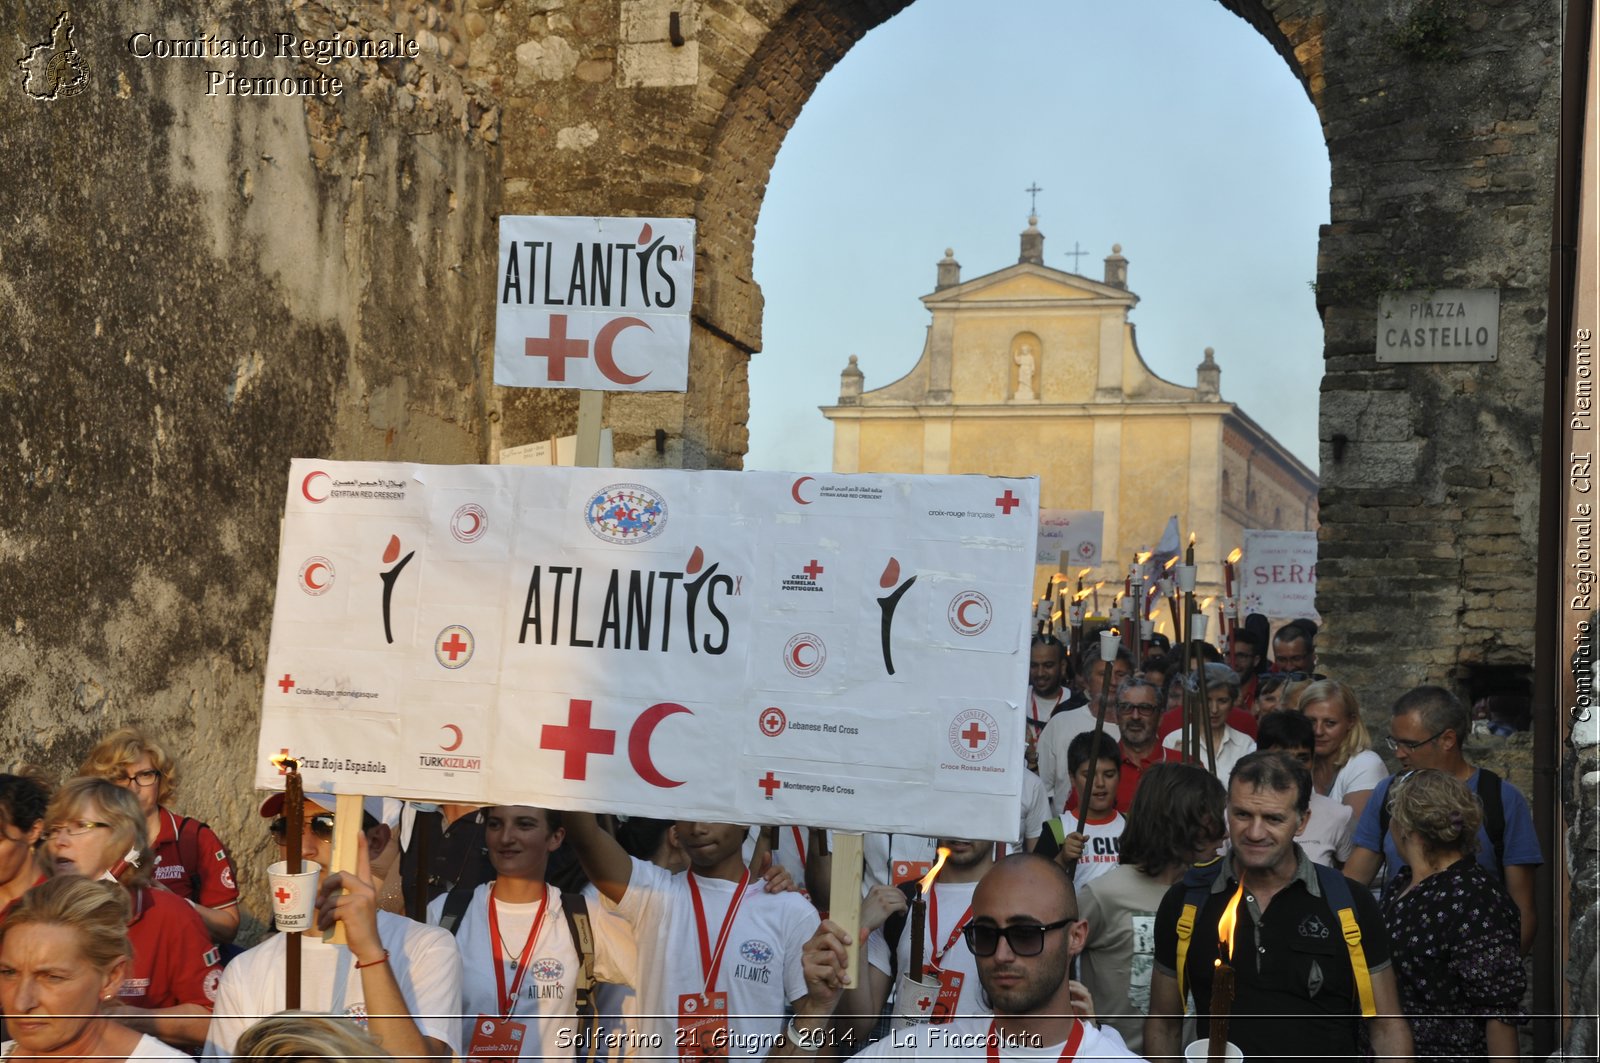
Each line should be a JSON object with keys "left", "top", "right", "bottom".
{"left": 354, "top": 949, "right": 390, "bottom": 969}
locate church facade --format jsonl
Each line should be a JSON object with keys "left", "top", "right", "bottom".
{"left": 821, "top": 217, "right": 1318, "bottom": 607}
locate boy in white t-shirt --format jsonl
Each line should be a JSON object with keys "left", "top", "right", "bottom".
{"left": 1037, "top": 731, "right": 1125, "bottom": 890}
{"left": 566, "top": 814, "right": 818, "bottom": 1063}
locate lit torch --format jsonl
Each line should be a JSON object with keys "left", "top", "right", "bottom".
{"left": 908, "top": 847, "right": 951, "bottom": 981}
{"left": 1223, "top": 548, "right": 1242, "bottom": 642}
{"left": 268, "top": 752, "right": 304, "bottom": 1009}
{"left": 1208, "top": 883, "right": 1243, "bottom": 1063}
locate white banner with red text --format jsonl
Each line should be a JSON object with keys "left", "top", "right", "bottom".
{"left": 493, "top": 215, "right": 695, "bottom": 392}
{"left": 257, "top": 462, "right": 1038, "bottom": 841}
{"left": 1237, "top": 528, "right": 1319, "bottom": 621}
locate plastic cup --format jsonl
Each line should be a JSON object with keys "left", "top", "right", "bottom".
{"left": 267, "top": 860, "right": 321, "bottom": 932}
{"left": 1184, "top": 1039, "right": 1243, "bottom": 1063}
{"left": 894, "top": 973, "right": 940, "bottom": 1028}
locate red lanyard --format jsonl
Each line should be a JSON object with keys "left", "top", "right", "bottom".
{"left": 489, "top": 883, "right": 549, "bottom": 1019}
{"left": 687, "top": 869, "right": 751, "bottom": 998}
{"left": 789, "top": 827, "right": 806, "bottom": 866}
{"left": 927, "top": 885, "right": 973, "bottom": 968}
{"left": 985, "top": 1019, "right": 1083, "bottom": 1063}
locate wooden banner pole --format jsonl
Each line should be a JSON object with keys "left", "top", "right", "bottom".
{"left": 575, "top": 391, "right": 604, "bottom": 467}
{"left": 323, "top": 793, "right": 365, "bottom": 945}
{"left": 828, "top": 832, "right": 865, "bottom": 989}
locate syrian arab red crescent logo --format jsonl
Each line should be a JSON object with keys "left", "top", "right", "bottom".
{"left": 791, "top": 476, "right": 814, "bottom": 505}
{"left": 782, "top": 633, "right": 826, "bottom": 678}
{"left": 947, "top": 590, "right": 992, "bottom": 636}
{"left": 301, "top": 470, "right": 330, "bottom": 504}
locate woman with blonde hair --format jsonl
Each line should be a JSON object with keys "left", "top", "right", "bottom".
{"left": 1381, "top": 769, "right": 1525, "bottom": 1060}
{"left": 1298, "top": 678, "right": 1386, "bottom": 822}
{"left": 0, "top": 875, "right": 188, "bottom": 1061}
{"left": 78, "top": 728, "right": 240, "bottom": 943}
{"left": 233, "top": 1012, "right": 389, "bottom": 1062}
{"left": 40, "top": 778, "right": 219, "bottom": 1048}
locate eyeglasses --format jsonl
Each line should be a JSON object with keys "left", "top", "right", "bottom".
{"left": 45, "top": 821, "right": 111, "bottom": 841}
{"left": 962, "top": 918, "right": 1077, "bottom": 957}
{"left": 1116, "top": 701, "right": 1160, "bottom": 716}
{"left": 116, "top": 769, "right": 162, "bottom": 788}
{"left": 268, "top": 814, "right": 336, "bottom": 841}
{"left": 1385, "top": 729, "right": 1446, "bottom": 752}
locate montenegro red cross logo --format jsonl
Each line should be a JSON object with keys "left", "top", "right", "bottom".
{"left": 757, "top": 772, "right": 780, "bottom": 798}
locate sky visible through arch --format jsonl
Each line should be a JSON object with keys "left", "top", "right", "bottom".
{"left": 747, "top": 0, "right": 1330, "bottom": 474}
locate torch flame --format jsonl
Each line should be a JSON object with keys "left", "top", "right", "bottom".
{"left": 1136, "top": 551, "right": 1152, "bottom": 564}
{"left": 1073, "top": 587, "right": 1093, "bottom": 602}
{"left": 1077, "top": 567, "right": 1092, "bottom": 579}
{"left": 1217, "top": 882, "right": 1245, "bottom": 963}
{"left": 269, "top": 753, "right": 298, "bottom": 774}
{"left": 1164, "top": 556, "right": 1178, "bottom": 571}
{"left": 1226, "top": 548, "right": 1243, "bottom": 564}
{"left": 1201, "top": 596, "right": 1215, "bottom": 610}
{"left": 1189, "top": 533, "right": 1197, "bottom": 545}
{"left": 917, "top": 847, "right": 952, "bottom": 896}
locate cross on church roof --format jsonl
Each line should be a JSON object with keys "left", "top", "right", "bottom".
{"left": 1064, "top": 241, "right": 1087, "bottom": 272}
{"left": 1025, "top": 182, "right": 1042, "bottom": 215}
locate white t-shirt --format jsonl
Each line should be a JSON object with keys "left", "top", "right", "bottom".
{"left": 1071, "top": 812, "right": 1125, "bottom": 891}
{"left": 4, "top": 1035, "right": 190, "bottom": 1061}
{"left": 1036, "top": 709, "right": 1121, "bottom": 815}
{"left": 851, "top": 1014, "right": 1140, "bottom": 1061}
{"left": 1163, "top": 725, "right": 1256, "bottom": 783}
{"left": 867, "top": 878, "right": 985, "bottom": 1030}
{"left": 1298, "top": 791, "right": 1356, "bottom": 867}
{"left": 1328, "top": 748, "right": 1387, "bottom": 803}
{"left": 203, "top": 911, "right": 463, "bottom": 1056}
{"left": 426, "top": 882, "right": 633, "bottom": 1060}
{"left": 585, "top": 882, "right": 645, "bottom": 1061}
{"left": 609, "top": 857, "right": 818, "bottom": 1061}
{"left": 1020, "top": 773, "right": 1050, "bottom": 846}
{"left": 858, "top": 833, "right": 942, "bottom": 891}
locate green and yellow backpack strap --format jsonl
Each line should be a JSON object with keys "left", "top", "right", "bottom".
{"left": 1313, "top": 864, "right": 1376, "bottom": 1017}
{"left": 1173, "top": 857, "right": 1226, "bottom": 1005}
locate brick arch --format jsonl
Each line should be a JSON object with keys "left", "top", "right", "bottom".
{"left": 688, "top": 0, "right": 1324, "bottom": 468}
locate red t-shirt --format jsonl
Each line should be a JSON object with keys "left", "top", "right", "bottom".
{"left": 151, "top": 809, "right": 239, "bottom": 910}
{"left": 1063, "top": 743, "right": 1185, "bottom": 814}
{"left": 1156, "top": 706, "right": 1258, "bottom": 741}
{"left": 122, "top": 887, "right": 223, "bottom": 1011}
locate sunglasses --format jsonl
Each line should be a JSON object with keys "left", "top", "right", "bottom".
{"left": 268, "top": 814, "right": 336, "bottom": 840}
{"left": 961, "top": 918, "right": 1076, "bottom": 957}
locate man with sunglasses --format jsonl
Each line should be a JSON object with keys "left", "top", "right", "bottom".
{"left": 1342, "top": 685, "right": 1541, "bottom": 953}
{"left": 203, "top": 794, "right": 464, "bottom": 1059}
{"left": 777, "top": 854, "right": 1138, "bottom": 1060}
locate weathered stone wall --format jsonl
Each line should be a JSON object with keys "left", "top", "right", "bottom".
{"left": 1, "top": 0, "right": 500, "bottom": 933}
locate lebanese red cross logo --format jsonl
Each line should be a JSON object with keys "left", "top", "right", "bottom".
{"left": 757, "top": 772, "right": 781, "bottom": 798}
{"left": 961, "top": 722, "right": 988, "bottom": 749}
{"left": 994, "top": 490, "right": 1020, "bottom": 514}
{"left": 441, "top": 633, "right": 468, "bottom": 661}
{"left": 540, "top": 700, "right": 617, "bottom": 781}
{"left": 802, "top": 559, "right": 824, "bottom": 580}
{"left": 274, "top": 886, "right": 292, "bottom": 904}
{"left": 277, "top": 674, "right": 294, "bottom": 694}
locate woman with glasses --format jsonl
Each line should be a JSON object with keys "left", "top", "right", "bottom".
{"left": 0, "top": 876, "right": 190, "bottom": 1062}
{"left": 40, "top": 778, "right": 219, "bottom": 1050}
{"left": 1298, "top": 679, "right": 1386, "bottom": 825}
{"left": 78, "top": 729, "right": 240, "bottom": 944}
{"left": 1380, "top": 769, "right": 1525, "bottom": 1061}
{"left": 0, "top": 773, "right": 51, "bottom": 921}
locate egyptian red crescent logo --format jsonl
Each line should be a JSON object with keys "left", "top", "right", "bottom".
{"left": 301, "top": 470, "right": 330, "bottom": 503}
{"left": 791, "top": 476, "right": 814, "bottom": 505}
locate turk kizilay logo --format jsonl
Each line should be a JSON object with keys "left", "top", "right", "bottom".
{"left": 19, "top": 12, "right": 88, "bottom": 100}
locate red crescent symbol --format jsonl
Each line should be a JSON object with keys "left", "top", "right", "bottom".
{"left": 301, "top": 471, "right": 330, "bottom": 503}
{"left": 791, "top": 476, "right": 814, "bottom": 505}
{"left": 790, "top": 641, "right": 816, "bottom": 669}
{"left": 463, "top": 512, "right": 481, "bottom": 535}
{"left": 441, "top": 724, "right": 463, "bottom": 752}
{"left": 956, "top": 599, "right": 980, "bottom": 628}
{"left": 303, "top": 562, "right": 328, "bottom": 590}
{"left": 628, "top": 702, "right": 690, "bottom": 788}
{"left": 594, "top": 317, "right": 652, "bottom": 385}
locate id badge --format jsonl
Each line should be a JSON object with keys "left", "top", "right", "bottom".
{"left": 467, "top": 1015, "right": 528, "bottom": 1059}
{"left": 930, "top": 970, "right": 964, "bottom": 1025}
{"left": 677, "top": 991, "right": 730, "bottom": 1061}
{"left": 891, "top": 860, "right": 932, "bottom": 887}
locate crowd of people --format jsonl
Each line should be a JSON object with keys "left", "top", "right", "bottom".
{"left": 0, "top": 618, "right": 1539, "bottom": 1062}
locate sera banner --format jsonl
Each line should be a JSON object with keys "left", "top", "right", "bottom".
{"left": 494, "top": 215, "right": 695, "bottom": 392}
{"left": 1238, "top": 529, "right": 1319, "bottom": 621}
{"left": 257, "top": 462, "right": 1038, "bottom": 841}
{"left": 1035, "top": 509, "right": 1103, "bottom": 567}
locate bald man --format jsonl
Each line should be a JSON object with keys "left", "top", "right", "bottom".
{"left": 772, "top": 854, "right": 1139, "bottom": 1060}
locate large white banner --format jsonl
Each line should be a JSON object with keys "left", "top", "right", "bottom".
{"left": 1036, "top": 509, "right": 1103, "bottom": 567}
{"left": 1238, "top": 529, "right": 1319, "bottom": 620}
{"left": 494, "top": 216, "right": 695, "bottom": 392}
{"left": 258, "top": 462, "right": 1038, "bottom": 841}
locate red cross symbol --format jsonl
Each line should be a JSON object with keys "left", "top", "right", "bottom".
{"left": 961, "top": 722, "right": 988, "bottom": 749}
{"left": 540, "top": 699, "right": 617, "bottom": 780}
{"left": 917, "top": 996, "right": 932, "bottom": 1010}
{"left": 440, "top": 633, "right": 469, "bottom": 661}
{"left": 757, "top": 772, "right": 781, "bottom": 798}
{"left": 994, "top": 490, "right": 1020, "bottom": 514}
{"left": 525, "top": 314, "right": 589, "bottom": 381}
{"left": 277, "top": 674, "right": 295, "bottom": 694}
{"left": 274, "top": 886, "right": 292, "bottom": 904}
{"left": 802, "top": 559, "right": 825, "bottom": 579}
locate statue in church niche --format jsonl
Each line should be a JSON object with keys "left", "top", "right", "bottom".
{"left": 1014, "top": 343, "right": 1036, "bottom": 400}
